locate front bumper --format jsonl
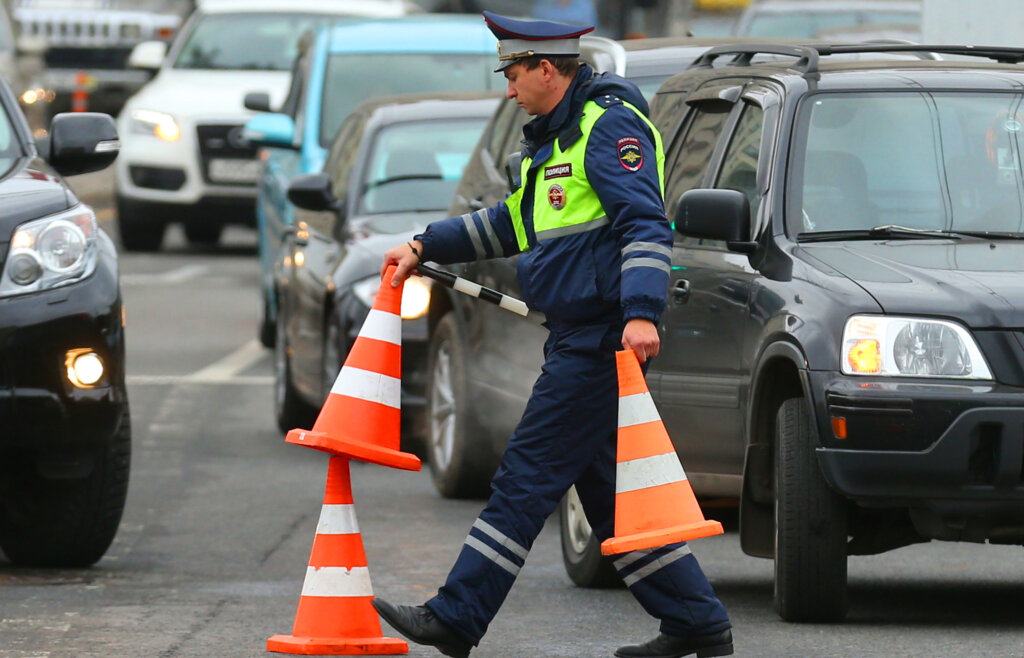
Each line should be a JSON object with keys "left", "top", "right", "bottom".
{"left": 813, "top": 373, "right": 1024, "bottom": 507}
{"left": 0, "top": 234, "right": 128, "bottom": 453}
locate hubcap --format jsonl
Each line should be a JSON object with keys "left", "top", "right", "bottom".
{"left": 274, "top": 318, "right": 287, "bottom": 411}
{"left": 564, "top": 485, "right": 593, "bottom": 555}
{"left": 429, "top": 341, "right": 456, "bottom": 472}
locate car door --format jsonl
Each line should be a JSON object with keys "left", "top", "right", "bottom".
{"left": 651, "top": 84, "right": 768, "bottom": 479}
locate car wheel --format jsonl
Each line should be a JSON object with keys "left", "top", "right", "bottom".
{"left": 774, "top": 396, "right": 848, "bottom": 622}
{"left": 258, "top": 290, "right": 276, "bottom": 348}
{"left": 116, "top": 195, "right": 165, "bottom": 252}
{"left": 426, "top": 314, "right": 491, "bottom": 499}
{"left": 0, "top": 408, "right": 131, "bottom": 567}
{"left": 183, "top": 222, "right": 223, "bottom": 246}
{"left": 559, "top": 486, "right": 622, "bottom": 588}
{"left": 273, "top": 313, "right": 317, "bottom": 434}
{"left": 321, "top": 308, "right": 345, "bottom": 402}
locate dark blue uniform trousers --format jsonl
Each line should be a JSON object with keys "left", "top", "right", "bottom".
{"left": 425, "top": 322, "right": 732, "bottom": 645}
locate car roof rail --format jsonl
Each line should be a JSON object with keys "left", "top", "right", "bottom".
{"left": 690, "top": 43, "right": 1024, "bottom": 79}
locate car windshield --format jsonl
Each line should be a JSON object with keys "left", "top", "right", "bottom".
{"left": 174, "top": 13, "right": 330, "bottom": 71}
{"left": 319, "top": 53, "right": 500, "bottom": 147}
{"left": 744, "top": 10, "right": 919, "bottom": 38}
{"left": 791, "top": 92, "right": 1024, "bottom": 237}
{"left": 356, "top": 117, "right": 488, "bottom": 215}
{"left": 0, "top": 101, "right": 20, "bottom": 172}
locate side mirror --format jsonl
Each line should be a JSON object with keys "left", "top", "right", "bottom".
{"left": 243, "top": 112, "right": 296, "bottom": 149}
{"left": 505, "top": 151, "right": 522, "bottom": 191}
{"left": 287, "top": 172, "right": 338, "bottom": 213}
{"left": 674, "top": 188, "right": 756, "bottom": 253}
{"left": 47, "top": 112, "right": 119, "bottom": 177}
{"left": 128, "top": 40, "right": 167, "bottom": 70}
{"left": 244, "top": 92, "right": 272, "bottom": 112}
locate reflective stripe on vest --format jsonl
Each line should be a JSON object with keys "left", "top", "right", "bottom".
{"left": 506, "top": 99, "right": 665, "bottom": 252}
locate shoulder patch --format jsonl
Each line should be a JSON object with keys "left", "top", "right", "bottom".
{"left": 595, "top": 94, "right": 624, "bottom": 108}
{"left": 617, "top": 136, "right": 644, "bottom": 172}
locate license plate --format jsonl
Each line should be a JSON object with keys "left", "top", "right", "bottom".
{"left": 208, "top": 158, "right": 261, "bottom": 184}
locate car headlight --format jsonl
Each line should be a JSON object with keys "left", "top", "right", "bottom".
{"left": 841, "top": 315, "right": 992, "bottom": 379}
{"left": 129, "top": 109, "right": 180, "bottom": 141}
{"left": 351, "top": 274, "right": 431, "bottom": 320}
{"left": 0, "top": 205, "right": 99, "bottom": 298}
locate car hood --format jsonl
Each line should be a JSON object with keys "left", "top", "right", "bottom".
{"left": 335, "top": 211, "right": 441, "bottom": 287}
{"left": 124, "top": 69, "right": 291, "bottom": 119}
{"left": 0, "top": 158, "right": 71, "bottom": 241}
{"left": 802, "top": 240, "right": 1024, "bottom": 328}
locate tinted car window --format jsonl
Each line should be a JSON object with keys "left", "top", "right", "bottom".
{"left": 716, "top": 102, "right": 764, "bottom": 218}
{"left": 664, "top": 105, "right": 732, "bottom": 219}
{"left": 174, "top": 13, "right": 329, "bottom": 71}
{"left": 792, "top": 92, "right": 1024, "bottom": 235}
{"left": 319, "top": 54, "right": 500, "bottom": 147}
{"left": 324, "top": 112, "right": 368, "bottom": 203}
{"left": 357, "top": 117, "right": 488, "bottom": 214}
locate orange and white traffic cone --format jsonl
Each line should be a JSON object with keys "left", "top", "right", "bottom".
{"left": 71, "top": 72, "right": 89, "bottom": 112}
{"left": 601, "top": 350, "right": 723, "bottom": 556}
{"left": 286, "top": 266, "right": 420, "bottom": 472}
{"left": 268, "top": 456, "right": 408, "bottom": 655}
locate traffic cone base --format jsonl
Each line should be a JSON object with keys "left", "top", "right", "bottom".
{"left": 267, "top": 633, "right": 407, "bottom": 655}
{"left": 286, "top": 428, "right": 420, "bottom": 471}
{"left": 601, "top": 350, "right": 724, "bottom": 556}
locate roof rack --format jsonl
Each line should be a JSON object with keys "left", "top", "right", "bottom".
{"left": 690, "top": 43, "right": 1024, "bottom": 79}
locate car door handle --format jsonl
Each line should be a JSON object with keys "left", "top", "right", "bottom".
{"left": 672, "top": 279, "right": 691, "bottom": 305}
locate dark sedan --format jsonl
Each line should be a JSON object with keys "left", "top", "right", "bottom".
{"left": 0, "top": 75, "right": 128, "bottom": 567}
{"left": 269, "top": 92, "right": 499, "bottom": 442}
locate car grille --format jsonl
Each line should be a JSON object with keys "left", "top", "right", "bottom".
{"left": 195, "top": 124, "right": 260, "bottom": 186}
{"left": 45, "top": 46, "right": 133, "bottom": 70}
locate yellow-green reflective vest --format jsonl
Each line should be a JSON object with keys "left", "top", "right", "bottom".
{"left": 505, "top": 99, "right": 665, "bottom": 252}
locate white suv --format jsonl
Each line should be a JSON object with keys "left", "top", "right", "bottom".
{"left": 114, "top": 0, "right": 417, "bottom": 251}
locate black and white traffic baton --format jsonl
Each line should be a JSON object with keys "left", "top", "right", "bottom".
{"left": 415, "top": 262, "right": 529, "bottom": 317}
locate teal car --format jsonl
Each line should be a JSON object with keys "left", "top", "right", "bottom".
{"left": 245, "top": 15, "right": 501, "bottom": 346}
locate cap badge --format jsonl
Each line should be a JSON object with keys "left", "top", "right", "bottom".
{"left": 547, "top": 183, "right": 566, "bottom": 210}
{"left": 617, "top": 136, "right": 644, "bottom": 172}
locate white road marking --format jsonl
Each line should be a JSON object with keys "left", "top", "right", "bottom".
{"left": 120, "top": 264, "right": 208, "bottom": 286}
{"left": 186, "top": 339, "right": 267, "bottom": 382}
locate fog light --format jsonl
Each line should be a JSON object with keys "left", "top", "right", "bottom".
{"left": 401, "top": 278, "right": 431, "bottom": 319}
{"left": 65, "top": 349, "right": 105, "bottom": 388}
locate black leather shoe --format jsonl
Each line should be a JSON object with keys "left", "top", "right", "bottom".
{"left": 615, "top": 629, "right": 733, "bottom": 658}
{"left": 372, "top": 598, "right": 473, "bottom": 658}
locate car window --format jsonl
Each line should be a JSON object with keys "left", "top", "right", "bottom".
{"left": 324, "top": 112, "right": 368, "bottom": 205}
{"left": 791, "top": 92, "right": 1024, "bottom": 236}
{"left": 716, "top": 102, "right": 764, "bottom": 220}
{"left": 664, "top": 104, "right": 733, "bottom": 221}
{"left": 319, "top": 53, "right": 500, "bottom": 147}
{"left": 0, "top": 101, "right": 19, "bottom": 171}
{"left": 356, "top": 117, "right": 488, "bottom": 215}
{"left": 174, "top": 13, "right": 332, "bottom": 71}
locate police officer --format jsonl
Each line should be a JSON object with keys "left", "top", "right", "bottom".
{"left": 375, "top": 11, "right": 733, "bottom": 658}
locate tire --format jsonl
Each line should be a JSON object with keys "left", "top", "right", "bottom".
{"left": 0, "top": 408, "right": 131, "bottom": 567}
{"left": 774, "top": 397, "right": 849, "bottom": 622}
{"left": 273, "top": 313, "right": 318, "bottom": 434}
{"left": 116, "top": 195, "right": 165, "bottom": 252}
{"left": 184, "top": 222, "right": 223, "bottom": 246}
{"left": 559, "top": 486, "right": 622, "bottom": 588}
{"left": 258, "top": 291, "right": 276, "bottom": 348}
{"left": 425, "top": 314, "right": 491, "bottom": 499}
{"left": 321, "top": 308, "right": 345, "bottom": 403}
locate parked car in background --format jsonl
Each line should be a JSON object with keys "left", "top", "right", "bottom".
{"left": 263, "top": 92, "right": 498, "bottom": 438}
{"left": 245, "top": 14, "right": 500, "bottom": 347}
{"left": 0, "top": 70, "right": 128, "bottom": 567}
{"left": 734, "top": 0, "right": 921, "bottom": 40}
{"left": 113, "top": 0, "right": 417, "bottom": 252}
{"left": 12, "top": 0, "right": 191, "bottom": 121}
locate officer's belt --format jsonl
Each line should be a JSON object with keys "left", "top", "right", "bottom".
{"left": 535, "top": 215, "right": 609, "bottom": 242}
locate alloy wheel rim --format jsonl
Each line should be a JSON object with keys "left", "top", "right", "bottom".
{"left": 565, "top": 485, "right": 592, "bottom": 554}
{"left": 429, "top": 341, "right": 456, "bottom": 471}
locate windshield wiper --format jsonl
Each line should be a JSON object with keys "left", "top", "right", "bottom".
{"left": 798, "top": 224, "right": 966, "bottom": 242}
{"left": 362, "top": 174, "right": 443, "bottom": 193}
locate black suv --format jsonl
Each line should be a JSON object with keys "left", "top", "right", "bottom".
{"left": 0, "top": 73, "right": 129, "bottom": 567}
{"left": 432, "top": 42, "right": 1024, "bottom": 621}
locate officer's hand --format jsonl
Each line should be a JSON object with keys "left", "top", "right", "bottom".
{"left": 381, "top": 240, "right": 423, "bottom": 287}
{"left": 622, "top": 318, "right": 660, "bottom": 363}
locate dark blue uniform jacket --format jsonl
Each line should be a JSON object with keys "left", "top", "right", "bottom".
{"left": 415, "top": 64, "right": 673, "bottom": 327}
